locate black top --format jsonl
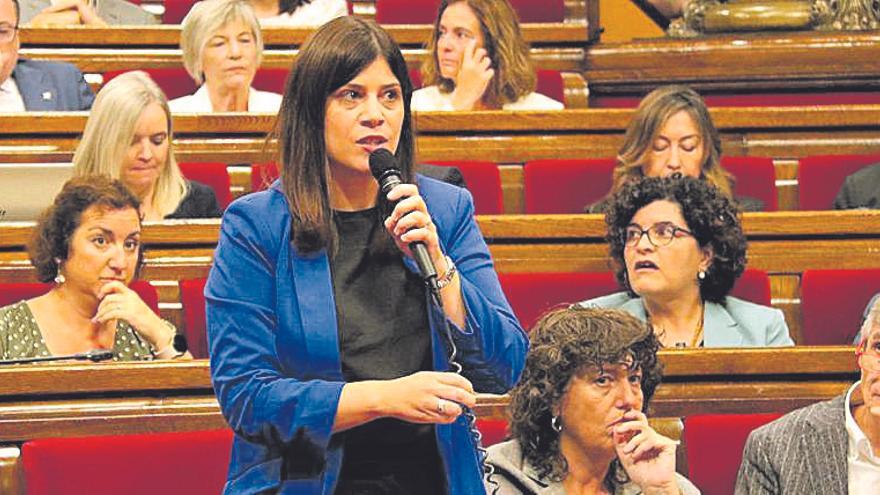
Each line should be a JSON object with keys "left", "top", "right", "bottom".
{"left": 330, "top": 208, "right": 445, "bottom": 495}
{"left": 165, "top": 180, "right": 223, "bottom": 219}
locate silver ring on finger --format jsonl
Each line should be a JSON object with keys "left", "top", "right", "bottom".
{"left": 437, "top": 398, "right": 446, "bottom": 414}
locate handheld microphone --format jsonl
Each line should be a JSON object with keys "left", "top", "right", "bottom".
{"left": 0, "top": 348, "right": 114, "bottom": 366}
{"left": 369, "top": 149, "right": 440, "bottom": 294}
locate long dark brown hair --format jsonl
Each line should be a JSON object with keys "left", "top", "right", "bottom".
{"left": 275, "top": 16, "right": 415, "bottom": 253}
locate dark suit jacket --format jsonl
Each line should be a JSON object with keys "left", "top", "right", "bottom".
{"left": 833, "top": 163, "right": 880, "bottom": 210}
{"left": 165, "top": 180, "right": 223, "bottom": 219}
{"left": 11, "top": 59, "right": 95, "bottom": 111}
{"left": 417, "top": 163, "right": 467, "bottom": 188}
{"left": 735, "top": 394, "right": 848, "bottom": 494}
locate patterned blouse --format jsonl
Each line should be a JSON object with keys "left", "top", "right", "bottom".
{"left": 0, "top": 301, "right": 157, "bottom": 362}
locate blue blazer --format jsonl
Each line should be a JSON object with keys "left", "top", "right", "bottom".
{"left": 579, "top": 292, "right": 794, "bottom": 347}
{"left": 206, "top": 177, "right": 528, "bottom": 494}
{"left": 12, "top": 59, "right": 94, "bottom": 111}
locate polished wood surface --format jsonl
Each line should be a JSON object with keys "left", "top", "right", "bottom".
{"left": 586, "top": 31, "right": 880, "bottom": 95}
{"left": 2, "top": 212, "right": 879, "bottom": 340}
{"left": 18, "top": 46, "right": 586, "bottom": 73}
{"left": 3, "top": 106, "right": 880, "bottom": 163}
{"left": 19, "top": 24, "right": 592, "bottom": 47}
{"left": 0, "top": 347, "right": 856, "bottom": 442}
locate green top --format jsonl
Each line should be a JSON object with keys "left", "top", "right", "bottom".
{"left": 0, "top": 300, "right": 157, "bottom": 362}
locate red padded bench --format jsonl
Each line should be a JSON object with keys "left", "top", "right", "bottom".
{"left": 22, "top": 429, "right": 233, "bottom": 495}
{"left": 684, "top": 413, "right": 783, "bottom": 495}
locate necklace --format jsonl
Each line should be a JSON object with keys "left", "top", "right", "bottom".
{"left": 650, "top": 302, "right": 705, "bottom": 348}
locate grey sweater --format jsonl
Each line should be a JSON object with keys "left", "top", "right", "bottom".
{"left": 485, "top": 440, "right": 700, "bottom": 495}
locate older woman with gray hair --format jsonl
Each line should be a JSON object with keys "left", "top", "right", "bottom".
{"left": 169, "top": 0, "right": 282, "bottom": 112}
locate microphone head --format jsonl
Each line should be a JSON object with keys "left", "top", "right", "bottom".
{"left": 368, "top": 148, "right": 399, "bottom": 181}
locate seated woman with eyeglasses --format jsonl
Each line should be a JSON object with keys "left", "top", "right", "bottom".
{"left": 578, "top": 176, "right": 793, "bottom": 347}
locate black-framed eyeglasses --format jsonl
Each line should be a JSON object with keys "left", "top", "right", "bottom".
{"left": 0, "top": 23, "right": 18, "bottom": 44}
{"left": 624, "top": 222, "right": 694, "bottom": 248}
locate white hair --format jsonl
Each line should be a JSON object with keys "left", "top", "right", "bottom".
{"left": 179, "top": 0, "right": 264, "bottom": 85}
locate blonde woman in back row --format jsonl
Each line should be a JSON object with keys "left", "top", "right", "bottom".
{"left": 73, "top": 71, "right": 222, "bottom": 220}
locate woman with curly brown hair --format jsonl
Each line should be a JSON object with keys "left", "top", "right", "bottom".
{"left": 412, "top": 0, "right": 563, "bottom": 111}
{"left": 486, "top": 306, "right": 700, "bottom": 494}
{"left": 0, "top": 176, "right": 190, "bottom": 361}
{"left": 580, "top": 176, "right": 792, "bottom": 347}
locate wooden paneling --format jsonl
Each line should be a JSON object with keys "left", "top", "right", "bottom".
{"left": 19, "top": 24, "right": 592, "bottom": 48}
{"left": 18, "top": 46, "right": 586, "bottom": 74}
{"left": 2, "top": 212, "right": 879, "bottom": 341}
{"left": 586, "top": 31, "right": 880, "bottom": 95}
{"left": 0, "top": 348, "right": 857, "bottom": 443}
{"left": 3, "top": 107, "right": 880, "bottom": 165}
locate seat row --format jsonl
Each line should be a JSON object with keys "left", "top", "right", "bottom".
{"left": 138, "top": 0, "right": 573, "bottom": 24}
{"left": 174, "top": 153, "right": 880, "bottom": 215}
{"left": 10, "top": 412, "right": 779, "bottom": 495}
{"left": 4, "top": 269, "right": 875, "bottom": 358}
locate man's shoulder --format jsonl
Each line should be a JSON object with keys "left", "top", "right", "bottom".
{"left": 751, "top": 394, "right": 844, "bottom": 441}
{"left": 16, "top": 58, "right": 82, "bottom": 77}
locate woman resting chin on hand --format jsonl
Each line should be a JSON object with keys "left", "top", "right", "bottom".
{"left": 0, "top": 177, "right": 190, "bottom": 362}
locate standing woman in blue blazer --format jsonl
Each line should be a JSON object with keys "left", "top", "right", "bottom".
{"left": 205, "top": 16, "right": 528, "bottom": 495}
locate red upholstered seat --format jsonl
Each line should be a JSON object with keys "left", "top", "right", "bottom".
{"left": 730, "top": 270, "right": 770, "bottom": 306}
{"left": 178, "top": 162, "right": 232, "bottom": 209}
{"left": 375, "top": 0, "right": 564, "bottom": 23}
{"left": 476, "top": 418, "right": 508, "bottom": 447}
{"left": 180, "top": 278, "right": 209, "bottom": 359}
{"left": 22, "top": 429, "right": 233, "bottom": 495}
{"left": 251, "top": 162, "right": 281, "bottom": 192}
{"left": 523, "top": 158, "right": 616, "bottom": 214}
{"left": 0, "top": 281, "right": 159, "bottom": 313}
{"left": 798, "top": 153, "right": 880, "bottom": 210}
{"left": 800, "top": 269, "right": 880, "bottom": 345}
{"left": 162, "top": 0, "right": 197, "bottom": 23}
{"left": 498, "top": 272, "right": 619, "bottom": 331}
{"left": 425, "top": 161, "right": 503, "bottom": 214}
{"left": 253, "top": 68, "right": 290, "bottom": 95}
{"left": 720, "top": 156, "right": 777, "bottom": 211}
{"left": 103, "top": 68, "right": 197, "bottom": 100}
{"left": 684, "top": 413, "right": 782, "bottom": 495}
{"left": 535, "top": 70, "right": 564, "bottom": 106}
{"left": 409, "top": 68, "right": 423, "bottom": 89}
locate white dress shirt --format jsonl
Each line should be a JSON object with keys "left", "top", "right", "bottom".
{"left": 169, "top": 84, "right": 282, "bottom": 113}
{"left": 411, "top": 85, "right": 564, "bottom": 112}
{"left": 846, "top": 380, "right": 880, "bottom": 494}
{"left": 259, "top": 0, "right": 347, "bottom": 27}
{"left": 0, "top": 76, "right": 26, "bottom": 112}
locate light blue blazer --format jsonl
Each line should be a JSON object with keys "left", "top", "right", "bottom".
{"left": 579, "top": 292, "right": 794, "bottom": 347}
{"left": 206, "top": 176, "right": 528, "bottom": 494}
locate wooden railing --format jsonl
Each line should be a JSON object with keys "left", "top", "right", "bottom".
{"left": 0, "top": 347, "right": 855, "bottom": 441}
{"left": 585, "top": 31, "right": 880, "bottom": 97}
{"left": 2, "top": 211, "right": 880, "bottom": 340}
{"left": 3, "top": 107, "right": 880, "bottom": 210}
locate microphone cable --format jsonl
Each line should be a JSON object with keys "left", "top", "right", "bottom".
{"left": 428, "top": 287, "right": 499, "bottom": 494}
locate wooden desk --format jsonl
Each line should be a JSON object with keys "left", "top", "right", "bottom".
{"left": 19, "top": 24, "right": 593, "bottom": 48}
{"left": 0, "top": 347, "right": 856, "bottom": 442}
{"left": 2, "top": 211, "right": 880, "bottom": 340}
{"left": 586, "top": 31, "right": 880, "bottom": 96}
{"left": 3, "top": 107, "right": 880, "bottom": 210}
